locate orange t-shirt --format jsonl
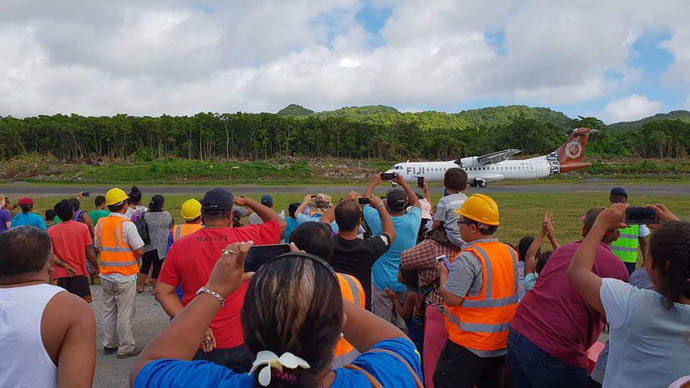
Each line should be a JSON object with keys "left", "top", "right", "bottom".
{"left": 48, "top": 220, "right": 93, "bottom": 279}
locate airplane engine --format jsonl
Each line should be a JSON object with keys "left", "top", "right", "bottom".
{"left": 456, "top": 157, "right": 479, "bottom": 167}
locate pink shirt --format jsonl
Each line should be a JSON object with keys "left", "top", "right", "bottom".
{"left": 510, "top": 241, "right": 629, "bottom": 368}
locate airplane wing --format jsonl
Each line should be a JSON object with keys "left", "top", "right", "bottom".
{"left": 475, "top": 149, "right": 521, "bottom": 165}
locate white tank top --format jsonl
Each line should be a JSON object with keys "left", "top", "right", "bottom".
{"left": 0, "top": 283, "right": 64, "bottom": 388}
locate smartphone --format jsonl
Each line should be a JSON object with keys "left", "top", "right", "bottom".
{"left": 82, "top": 191, "right": 90, "bottom": 197}
{"left": 417, "top": 177, "right": 425, "bottom": 188}
{"left": 244, "top": 244, "right": 291, "bottom": 272}
{"left": 624, "top": 207, "right": 658, "bottom": 225}
{"left": 310, "top": 194, "right": 317, "bottom": 198}
{"left": 436, "top": 254, "right": 451, "bottom": 270}
{"left": 358, "top": 197, "right": 370, "bottom": 205}
{"left": 380, "top": 172, "right": 397, "bottom": 181}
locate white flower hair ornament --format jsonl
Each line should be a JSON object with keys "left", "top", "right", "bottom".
{"left": 249, "top": 351, "right": 310, "bottom": 386}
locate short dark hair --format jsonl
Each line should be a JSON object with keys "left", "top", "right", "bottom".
{"left": 444, "top": 168, "right": 468, "bottom": 191}
{"left": 95, "top": 195, "right": 106, "bottom": 207}
{"left": 334, "top": 200, "right": 361, "bottom": 232}
{"left": 44, "top": 209, "right": 56, "bottom": 221}
{"left": 465, "top": 218, "right": 498, "bottom": 235}
{"left": 288, "top": 202, "right": 301, "bottom": 218}
{"left": 536, "top": 251, "right": 553, "bottom": 274}
{"left": 399, "top": 268, "right": 418, "bottom": 290}
{"left": 108, "top": 202, "right": 127, "bottom": 213}
{"left": 69, "top": 198, "right": 81, "bottom": 211}
{"left": 609, "top": 194, "right": 627, "bottom": 204}
{"left": 649, "top": 221, "right": 690, "bottom": 304}
{"left": 20, "top": 204, "right": 32, "bottom": 213}
{"left": 54, "top": 199, "right": 74, "bottom": 221}
{"left": 202, "top": 209, "right": 231, "bottom": 222}
{"left": 241, "top": 253, "right": 343, "bottom": 386}
{"left": 289, "top": 222, "right": 334, "bottom": 262}
{"left": 582, "top": 208, "right": 616, "bottom": 244}
{"left": 0, "top": 226, "right": 52, "bottom": 281}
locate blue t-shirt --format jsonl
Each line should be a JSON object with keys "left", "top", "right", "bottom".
{"left": 283, "top": 217, "right": 299, "bottom": 241}
{"left": 296, "top": 213, "right": 339, "bottom": 233}
{"left": 135, "top": 338, "right": 422, "bottom": 388}
{"left": 10, "top": 212, "right": 47, "bottom": 230}
{"left": 364, "top": 206, "right": 422, "bottom": 290}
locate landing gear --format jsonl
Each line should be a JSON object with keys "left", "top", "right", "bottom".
{"left": 478, "top": 180, "right": 487, "bottom": 188}
{"left": 470, "top": 179, "right": 487, "bottom": 188}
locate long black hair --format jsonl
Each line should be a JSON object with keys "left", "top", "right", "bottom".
{"left": 650, "top": 221, "right": 690, "bottom": 305}
{"left": 149, "top": 194, "right": 164, "bottom": 212}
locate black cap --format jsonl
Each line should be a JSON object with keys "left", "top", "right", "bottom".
{"left": 610, "top": 187, "right": 628, "bottom": 197}
{"left": 201, "top": 188, "right": 234, "bottom": 213}
{"left": 386, "top": 189, "right": 408, "bottom": 211}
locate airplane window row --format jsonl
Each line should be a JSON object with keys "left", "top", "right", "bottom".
{"left": 465, "top": 165, "right": 534, "bottom": 171}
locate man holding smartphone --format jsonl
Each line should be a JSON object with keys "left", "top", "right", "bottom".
{"left": 155, "top": 188, "right": 286, "bottom": 372}
{"left": 609, "top": 187, "right": 650, "bottom": 275}
{"left": 363, "top": 173, "right": 422, "bottom": 329}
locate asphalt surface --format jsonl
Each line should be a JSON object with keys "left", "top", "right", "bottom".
{"left": 2, "top": 182, "right": 690, "bottom": 196}
{"left": 90, "top": 285, "right": 169, "bottom": 388}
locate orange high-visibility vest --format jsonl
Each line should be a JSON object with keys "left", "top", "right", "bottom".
{"left": 334, "top": 273, "right": 365, "bottom": 363}
{"left": 172, "top": 223, "right": 202, "bottom": 243}
{"left": 95, "top": 215, "right": 139, "bottom": 276}
{"left": 443, "top": 241, "right": 518, "bottom": 353}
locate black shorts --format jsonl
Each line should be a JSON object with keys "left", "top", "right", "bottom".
{"left": 57, "top": 276, "right": 91, "bottom": 300}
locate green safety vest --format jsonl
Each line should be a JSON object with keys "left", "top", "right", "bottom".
{"left": 611, "top": 224, "right": 640, "bottom": 263}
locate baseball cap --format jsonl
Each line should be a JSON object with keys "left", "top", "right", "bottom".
{"left": 386, "top": 189, "right": 407, "bottom": 212}
{"left": 610, "top": 187, "right": 628, "bottom": 197}
{"left": 201, "top": 188, "right": 235, "bottom": 214}
{"left": 261, "top": 195, "right": 273, "bottom": 207}
{"left": 18, "top": 197, "right": 34, "bottom": 206}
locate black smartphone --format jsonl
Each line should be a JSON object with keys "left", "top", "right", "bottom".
{"left": 417, "top": 176, "right": 425, "bottom": 188}
{"left": 380, "top": 172, "right": 397, "bottom": 180}
{"left": 82, "top": 191, "right": 90, "bottom": 197}
{"left": 624, "top": 207, "right": 658, "bottom": 225}
{"left": 358, "top": 197, "right": 370, "bottom": 205}
{"left": 244, "top": 244, "right": 291, "bottom": 272}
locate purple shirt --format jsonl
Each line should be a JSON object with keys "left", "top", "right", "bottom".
{"left": 510, "top": 241, "right": 629, "bottom": 368}
{"left": 0, "top": 209, "right": 11, "bottom": 232}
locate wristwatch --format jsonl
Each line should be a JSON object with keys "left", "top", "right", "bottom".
{"left": 196, "top": 287, "right": 225, "bottom": 306}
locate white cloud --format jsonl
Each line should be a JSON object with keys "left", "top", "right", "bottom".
{"left": 602, "top": 94, "right": 662, "bottom": 123}
{"left": 0, "top": 0, "right": 688, "bottom": 117}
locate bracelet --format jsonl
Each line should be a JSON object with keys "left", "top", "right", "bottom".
{"left": 375, "top": 204, "right": 385, "bottom": 210}
{"left": 196, "top": 287, "right": 225, "bottom": 306}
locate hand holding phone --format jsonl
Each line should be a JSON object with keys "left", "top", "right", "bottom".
{"left": 380, "top": 172, "right": 397, "bottom": 181}
{"left": 417, "top": 177, "right": 425, "bottom": 188}
{"left": 244, "top": 244, "right": 291, "bottom": 272}
{"left": 358, "top": 197, "right": 370, "bottom": 205}
{"left": 436, "top": 255, "right": 451, "bottom": 271}
{"left": 624, "top": 207, "right": 659, "bottom": 225}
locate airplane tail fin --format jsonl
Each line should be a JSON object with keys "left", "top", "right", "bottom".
{"left": 554, "top": 127, "right": 596, "bottom": 173}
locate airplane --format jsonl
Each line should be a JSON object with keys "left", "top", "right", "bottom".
{"left": 385, "top": 127, "right": 597, "bottom": 187}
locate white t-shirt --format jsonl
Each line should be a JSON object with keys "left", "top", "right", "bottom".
{"left": 600, "top": 278, "right": 690, "bottom": 387}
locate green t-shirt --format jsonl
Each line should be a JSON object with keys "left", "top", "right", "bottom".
{"left": 90, "top": 209, "right": 110, "bottom": 225}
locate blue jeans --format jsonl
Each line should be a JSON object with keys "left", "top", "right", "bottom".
{"left": 507, "top": 329, "right": 588, "bottom": 388}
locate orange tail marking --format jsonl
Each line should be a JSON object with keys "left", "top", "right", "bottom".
{"left": 556, "top": 127, "right": 593, "bottom": 165}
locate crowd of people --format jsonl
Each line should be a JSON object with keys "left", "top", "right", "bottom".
{"left": 0, "top": 172, "right": 689, "bottom": 388}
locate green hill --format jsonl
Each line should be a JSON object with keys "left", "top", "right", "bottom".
{"left": 276, "top": 104, "right": 314, "bottom": 117}
{"left": 608, "top": 110, "right": 690, "bottom": 132}
{"left": 276, "top": 103, "right": 573, "bottom": 131}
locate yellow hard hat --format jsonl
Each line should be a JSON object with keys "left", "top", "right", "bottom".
{"left": 105, "top": 188, "right": 129, "bottom": 206}
{"left": 455, "top": 194, "right": 500, "bottom": 226}
{"left": 181, "top": 199, "right": 202, "bottom": 220}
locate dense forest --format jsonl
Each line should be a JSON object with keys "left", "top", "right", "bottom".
{"left": 1, "top": 105, "right": 689, "bottom": 162}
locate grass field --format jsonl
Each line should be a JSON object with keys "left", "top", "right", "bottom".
{"left": 27, "top": 191, "right": 690, "bottom": 267}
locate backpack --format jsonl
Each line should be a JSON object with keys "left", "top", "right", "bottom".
{"left": 134, "top": 212, "right": 150, "bottom": 245}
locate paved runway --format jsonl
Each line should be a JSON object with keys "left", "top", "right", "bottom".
{"left": 2, "top": 182, "right": 689, "bottom": 196}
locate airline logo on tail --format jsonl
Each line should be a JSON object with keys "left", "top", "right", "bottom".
{"left": 551, "top": 127, "right": 596, "bottom": 173}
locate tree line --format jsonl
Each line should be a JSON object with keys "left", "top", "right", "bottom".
{"left": 1, "top": 113, "right": 688, "bottom": 161}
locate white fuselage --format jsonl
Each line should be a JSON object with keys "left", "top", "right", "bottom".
{"left": 387, "top": 156, "right": 555, "bottom": 184}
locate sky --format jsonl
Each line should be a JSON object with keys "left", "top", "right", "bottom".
{"left": 1, "top": 0, "right": 689, "bottom": 123}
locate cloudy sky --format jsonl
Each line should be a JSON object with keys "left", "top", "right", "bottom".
{"left": 1, "top": 0, "right": 689, "bottom": 123}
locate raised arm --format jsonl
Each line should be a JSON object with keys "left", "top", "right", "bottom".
{"left": 395, "top": 174, "right": 421, "bottom": 209}
{"left": 568, "top": 204, "right": 628, "bottom": 316}
{"left": 363, "top": 173, "right": 382, "bottom": 198}
{"left": 235, "top": 196, "right": 286, "bottom": 232}
{"left": 525, "top": 213, "right": 550, "bottom": 275}
{"left": 133, "top": 242, "right": 254, "bottom": 385}
{"left": 294, "top": 194, "right": 312, "bottom": 220}
{"left": 368, "top": 194, "right": 396, "bottom": 244}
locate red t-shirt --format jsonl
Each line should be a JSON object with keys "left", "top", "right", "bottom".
{"left": 510, "top": 241, "right": 629, "bottom": 368}
{"left": 48, "top": 220, "right": 93, "bottom": 279}
{"left": 158, "top": 221, "right": 282, "bottom": 349}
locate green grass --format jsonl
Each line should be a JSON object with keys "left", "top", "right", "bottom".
{"left": 30, "top": 191, "right": 690, "bottom": 260}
